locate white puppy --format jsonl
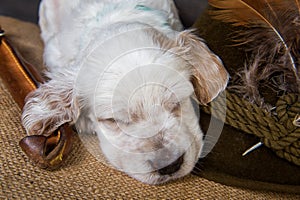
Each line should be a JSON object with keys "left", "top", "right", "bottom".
{"left": 22, "top": 0, "right": 228, "bottom": 184}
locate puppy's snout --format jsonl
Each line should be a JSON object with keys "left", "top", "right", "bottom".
{"left": 158, "top": 154, "right": 184, "bottom": 175}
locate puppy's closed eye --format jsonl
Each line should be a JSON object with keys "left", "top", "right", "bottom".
{"left": 98, "top": 118, "right": 131, "bottom": 127}
{"left": 98, "top": 118, "right": 120, "bottom": 131}
{"left": 101, "top": 118, "right": 116, "bottom": 124}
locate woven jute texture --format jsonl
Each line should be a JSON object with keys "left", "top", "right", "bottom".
{"left": 0, "top": 80, "right": 299, "bottom": 200}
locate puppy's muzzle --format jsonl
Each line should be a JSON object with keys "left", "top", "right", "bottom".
{"left": 157, "top": 154, "right": 184, "bottom": 175}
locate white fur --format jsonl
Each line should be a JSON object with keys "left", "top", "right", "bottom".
{"left": 22, "top": 0, "right": 229, "bottom": 184}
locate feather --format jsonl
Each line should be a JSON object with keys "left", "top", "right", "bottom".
{"left": 208, "top": 0, "right": 300, "bottom": 104}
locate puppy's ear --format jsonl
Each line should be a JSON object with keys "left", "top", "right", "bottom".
{"left": 176, "top": 30, "right": 229, "bottom": 104}
{"left": 22, "top": 80, "right": 79, "bottom": 136}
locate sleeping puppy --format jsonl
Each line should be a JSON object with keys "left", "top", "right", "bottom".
{"left": 22, "top": 0, "right": 228, "bottom": 184}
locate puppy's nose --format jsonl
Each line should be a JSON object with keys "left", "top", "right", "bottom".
{"left": 158, "top": 154, "right": 184, "bottom": 175}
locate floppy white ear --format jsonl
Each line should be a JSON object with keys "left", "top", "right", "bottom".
{"left": 22, "top": 79, "right": 79, "bottom": 136}
{"left": 176, "top": 30, "right": 229, "bottom": 104}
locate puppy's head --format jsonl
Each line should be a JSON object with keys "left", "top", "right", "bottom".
{"left": 76, "top": 29, "right": 229, "bottom": 184}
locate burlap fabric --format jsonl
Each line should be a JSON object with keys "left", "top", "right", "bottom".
{"left": 1, "top": 16, "right": 300, "bottom": 199}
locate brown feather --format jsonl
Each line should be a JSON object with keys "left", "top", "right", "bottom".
{"left": 208, "top": 0, "right": 300, "bottom": 105}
